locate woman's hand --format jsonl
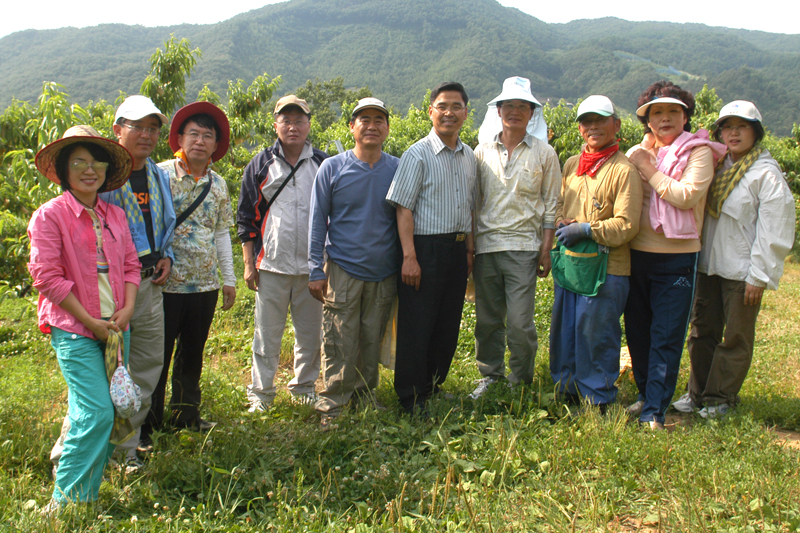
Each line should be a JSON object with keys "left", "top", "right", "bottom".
{"left": 110, "top": 305, "right": 134, "bottom": 332}
{"left": 88, "top": 317, "right": 120, "bottom": 343}
{"left": 628, "top": 148, "right": 658, "bottom": 181}
{"left": 744, "top": 283, "right": 764, "bottom": 306}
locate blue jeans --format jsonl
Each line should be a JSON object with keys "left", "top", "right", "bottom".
{"left": 50, "top": 327, "right": 130, "bottom": 502}
{"left": 550, "top": 274, "right": 629, "bottom": 405}
{"left": 624, "top": 250, "right": 697, "bottom": 424}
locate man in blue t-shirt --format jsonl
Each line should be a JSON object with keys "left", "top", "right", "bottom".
{"left": 308, "top": 97, "right": 399, "bottom": 429}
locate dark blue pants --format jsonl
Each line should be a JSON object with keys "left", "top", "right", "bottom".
{"left": 550, "top": 274, "right": 629, "bottom": 406}
{"left": 394, "top": 235, "right": 469, "bottom": 413}
{"left": 624, "top": 250, "right": 697, "bottom": 424}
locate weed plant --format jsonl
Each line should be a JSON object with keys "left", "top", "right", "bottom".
{"left": 1, "top": 263, "right": 799, "bottom": 532}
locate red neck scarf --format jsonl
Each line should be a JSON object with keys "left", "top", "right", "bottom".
{"left": 577, "top": 144, "right": 619, "bottom": 177}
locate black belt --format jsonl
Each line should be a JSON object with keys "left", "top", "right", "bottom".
{"left": 423, "top": 232, "right": 466, "bottom": 242}
{"left": 141, "top": 266, "right": 156, "bottom": 279}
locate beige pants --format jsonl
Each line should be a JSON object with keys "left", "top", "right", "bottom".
{"left": 315, "top": 261, "right": 396, "bottom": 415}
{"left": 248, "top": 270, "right": 322, "bottom": 405}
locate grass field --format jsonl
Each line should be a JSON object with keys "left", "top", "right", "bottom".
{"left": 1, "top": 260, "right": 799, "bottom": 532}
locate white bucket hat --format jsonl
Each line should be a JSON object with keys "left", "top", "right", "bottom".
{"left": 714, "top": 100, "right": 763, "bottom": 127}
{"left": 479, "top": 76, "right": 548, "bottom": 143}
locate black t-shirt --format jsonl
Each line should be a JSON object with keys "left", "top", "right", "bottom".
{"left": 128, "top": 168, "right": 161, "bottom": 270}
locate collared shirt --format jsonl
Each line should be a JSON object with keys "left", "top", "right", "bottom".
{"left": 556, "top": 151, "right": 642, "bottom": 276}
{"left": 309, "top": 150, "right": 400, "bottom": 282}
{"left": 474, "top": 133, "right": 561, "bottom": 254}
{"left": 386, "top": 128, "right": 477, "bottom": 234}
{"left": 27, "top": 192, "right": 141, "bottom": 339}
{"left": 159, "top": 160, "right": 234, "bottom": 293}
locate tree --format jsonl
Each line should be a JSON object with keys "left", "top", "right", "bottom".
{"left": 295, "top": 78, "right": 372, "bottom": 131}
{"left": 140, "top": 35, "right": 202, "bottom": 118}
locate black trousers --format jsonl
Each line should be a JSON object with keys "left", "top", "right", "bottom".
{"left": 143, "top": 290, "right": 218, "bottom": 435}
{"left": 394, "top": 235, "right": 469, "bottom": 412}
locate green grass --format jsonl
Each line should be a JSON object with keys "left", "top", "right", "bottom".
{"left": 1, "top": 265, "right": 799, "bottom": 532}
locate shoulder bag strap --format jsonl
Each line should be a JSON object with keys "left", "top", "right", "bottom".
{"left": 265, "top": 158, "right": 306, "bottom": 213}
{"left": 175, "top": 178, "right": 213, "bottom": 228}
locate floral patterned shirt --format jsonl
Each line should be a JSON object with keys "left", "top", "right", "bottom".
{"left": 159, "top": 160, "right": 234, "bottom": 293}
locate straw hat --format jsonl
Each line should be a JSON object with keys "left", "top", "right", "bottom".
{"left": 35, "top": 125, "right": 133, "bottom": 191}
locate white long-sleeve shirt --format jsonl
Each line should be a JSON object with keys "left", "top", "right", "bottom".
{"left": 698, "top": 150, "right": 795, "bottom": 289}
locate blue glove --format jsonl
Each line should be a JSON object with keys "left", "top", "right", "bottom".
{"left": 555, "top": 222, "right": 592, "bottom": 247}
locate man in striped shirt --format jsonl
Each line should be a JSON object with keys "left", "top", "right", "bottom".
{"left": 386, "top": 81, "right": 477, "bottom": 415}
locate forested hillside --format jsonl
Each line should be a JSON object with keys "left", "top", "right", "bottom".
{"left": 2, "top": 0, "right": 800, "bottom": 134}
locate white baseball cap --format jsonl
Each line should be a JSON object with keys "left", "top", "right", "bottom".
{"left": 576, "top": 95, "right": 617, "bottom": 121}
{"left": 714, "top": 100, "right": 763, "bottom": 127}
{"left": 115, "top": 95, "right": 168, "bottom": 125}
{"left": 352, "top": 97, "right": 389, "bottom": 119}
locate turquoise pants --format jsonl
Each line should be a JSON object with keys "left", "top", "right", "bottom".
{"left": 50, "top": 327, "right": 130, "bottom": 503}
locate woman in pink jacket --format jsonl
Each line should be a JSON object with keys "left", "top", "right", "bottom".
{"left": 28, "top": 125, "right": 139, "bottom": 511}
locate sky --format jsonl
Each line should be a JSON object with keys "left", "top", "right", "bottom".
{"left": 1, "top": 0, "right": 797, "bottom": 39}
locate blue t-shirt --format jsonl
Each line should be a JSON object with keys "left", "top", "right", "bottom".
{"left": 309, "top": 150, "right": 399, "bottom": 282}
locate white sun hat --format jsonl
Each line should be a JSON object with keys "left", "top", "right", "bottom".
{"left": 479, "top": 76, "right": 548, "bottom": 143}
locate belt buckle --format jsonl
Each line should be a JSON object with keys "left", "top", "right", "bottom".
{"left": 455, "top": 233, "right": 466, "bottom": 242}
{"left": 141, "top": 266, "right": 155, "bottom": 279}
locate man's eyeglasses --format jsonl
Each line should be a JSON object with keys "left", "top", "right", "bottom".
{"left": 499, "top": 103, "right": 531, "bottom": 112}
{"left": 120, "top": 122, "right": 161, "bottom": 136}
{"left": 183, "top": 131, "right": 217, "bottom": 142}
{"left": 433, "top": 104, "right": 465, "bottom": 113}
{"left": 70, "top": 160, "right": 109, "bottom": 173}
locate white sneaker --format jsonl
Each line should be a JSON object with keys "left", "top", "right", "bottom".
{"left": 646, "top": 420, "right": 665, "bottom": 431}
{"left": 469, "top": 377, "right": 498, "bottom": 400}
{"left": 248, "top": 400, "right": 269, "bottom": 413}
{"left": 40, "top": 498, "right": 62, "bottom": 516}
{"left": 293, "top": 391, "right": 319, "bottom": 406}
{"left": 672, "top": 393, "right": 699, "bottom": 413}
{"left": 698, "top": 403, "right": 730, "bottom": 419}
{"left": 625, "top": 400, "right": 644, "bottom": 416}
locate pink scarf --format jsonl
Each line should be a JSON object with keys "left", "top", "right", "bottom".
{"left": 650, "top": 130, "right": 727, "bottom": 239}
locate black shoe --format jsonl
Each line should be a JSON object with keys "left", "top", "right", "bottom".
{"left": 174, "top": 417, "right": 217, "bottom": 433}
{"left": 137, "top": 435, "right": 154, "bottom": 455}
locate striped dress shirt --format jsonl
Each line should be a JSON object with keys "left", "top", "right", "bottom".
{"left": 386, "top": 129, "right": 477, "bottom": 235}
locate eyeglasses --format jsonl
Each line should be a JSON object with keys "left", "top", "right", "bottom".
{"left": 720, "top": 123, "right": 752, "bottom": 134}
{"left": 70, "top": 160, "right": 109, "bottom": 173}
{"left": 499, "top": 103, "right": 531, "bottom": 112}
{"left": 433, "top": 103, "right": 465, "bottom": 113}
{"left": 276, "top": 119, "right": 310, "bottom": 127}
{"left": 183, "top": 130, "right": 217, "bottom": 142}
{"left": 120, "top": 122, "right": 161, "bottom": 136}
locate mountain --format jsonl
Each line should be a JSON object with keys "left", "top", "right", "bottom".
{"left": 2, "top": 0, "right": 800, "bottom": 135}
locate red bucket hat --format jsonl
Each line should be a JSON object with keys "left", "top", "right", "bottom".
{"left": 168, "top": 101, "right": 230, "bottom": 162}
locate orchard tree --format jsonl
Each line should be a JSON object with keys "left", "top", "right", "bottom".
{"left": 296, "top": 77, "right": 372, "bottom": 131}
{"left": 140, "top": 35, "right": 201, "bottom": 118}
